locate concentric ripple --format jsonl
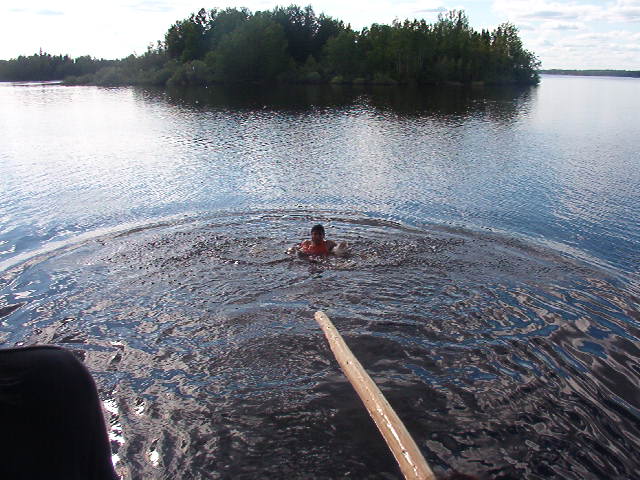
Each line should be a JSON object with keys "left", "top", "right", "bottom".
{"left": 1, "top": 212, "right": 638, "bottom": 479}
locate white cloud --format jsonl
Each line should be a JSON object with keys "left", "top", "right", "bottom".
{"left": 126, "top": 1, "right": 175, "bottom": 14}
{"left": 492, "top": 0, "right": 602, "bottom": 23}
{"left": 535, "top": 27, "right": 640, "bottom": 68}
{"left": 413, "top": 7, "right": 448, "bottom": 15}
{"left": 493, "top": 1, "right": 640, "bottom": 69}
{"left": 560, "top": 29, "right": 638, "bottom": 44}
{"left": 542, "top": 21, "right": 584, "bottom": 31}
{"left": 36, "top": 9, "right": 65, "bottom": 15}
{"left": 494, "top": 0, "right": 640, "bottom": 24}
{"left": 609, "top": 0, "right": 640, "bottom": 22}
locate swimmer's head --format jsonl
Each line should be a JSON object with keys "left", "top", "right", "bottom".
{"left": 311, "top": 224, "right": 325, "bottom": 244}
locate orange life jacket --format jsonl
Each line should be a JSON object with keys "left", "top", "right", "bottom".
{"left": 300, "top": 240, "right": 330, "bottom": 255}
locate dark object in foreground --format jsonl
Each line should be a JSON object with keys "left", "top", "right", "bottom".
{"left": 0, "top": 345, "right": 117, "bottom": 480}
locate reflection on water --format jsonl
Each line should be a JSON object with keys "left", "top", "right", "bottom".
{"left": 158, "top": 83, "right": 534, "bottom": 122}
{"left": 1, "top": 76, "right": 639, "bottom": 479}
{"left": 1, "top": 77, "right": 638, "bottom": 275}
{"left": 2, "top": 212, "right": 639, "bottom": 479}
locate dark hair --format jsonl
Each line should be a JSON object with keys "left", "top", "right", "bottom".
{"left": 311, "top": 224, "right": 325, "bottom": 235}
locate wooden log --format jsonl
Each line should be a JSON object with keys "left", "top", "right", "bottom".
{"left": 315, "top": 310, "right": 435, "bottom": 480}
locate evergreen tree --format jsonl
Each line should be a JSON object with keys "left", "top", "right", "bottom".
{"left": 212, "top": 14, "right": 291, "bottom": 82}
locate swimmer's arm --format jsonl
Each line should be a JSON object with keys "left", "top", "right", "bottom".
{"left": 296, "top": 242, "right": 312, "bottom": 258}
{"left": 287, "top": 241, "right": 309, "bottom": 256}
{"left": 298, "top": 240, "right": 312, "bottom": 253}
{"left": 329, "top": 240, "right": 349, "bottom": 256}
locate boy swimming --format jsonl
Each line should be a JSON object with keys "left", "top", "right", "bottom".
{"left": 290, "top": 224, "right": 348, "bottom": 257}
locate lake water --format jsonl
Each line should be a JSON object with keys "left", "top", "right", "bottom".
{"left": 0, "top": 76, "right": 639, "bottom": 479}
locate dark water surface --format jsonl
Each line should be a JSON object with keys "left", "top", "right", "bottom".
{"left": 1, "top": 76, "right": 639, "bottom": 479}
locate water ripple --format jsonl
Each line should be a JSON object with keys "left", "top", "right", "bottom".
{"left": 1, "top": 212, "right": 638, "bottom": 478}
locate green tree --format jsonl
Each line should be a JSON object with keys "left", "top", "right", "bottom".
{"left": 312, "top": 14, "right": 344, "bottom": 59}
{"left": 212, "top": 14, "right": 291, "bottom": 82}
{"left": 165, "top": 8, "right": 211, "bottom": 62}
{"left": 491, "top": 23, "right": 540, "bottom": 84}
{"left": 361, "top": 24, "right": 395, "bottom": 79}
{"left": 323, "top": 28, "right": 363, "bottom": 78}
{"left": 208, "top": 7, "right": 251, "bottom": 50}
{"left": 269, "top": 5, "right": 317, "bottom": 63}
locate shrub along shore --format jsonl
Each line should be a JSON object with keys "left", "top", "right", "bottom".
{"left": 0, "top": 6, "right": 540, "bottom": 87}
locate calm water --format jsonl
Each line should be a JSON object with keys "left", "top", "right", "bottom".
{"left": 1, "top": 76, "right": 639, "bottom": 479}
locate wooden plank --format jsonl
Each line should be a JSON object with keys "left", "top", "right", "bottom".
{"left": 315, "top": 311, "right": 436, "bottom": 480}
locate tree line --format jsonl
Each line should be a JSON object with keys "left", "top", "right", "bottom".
{"left": 0, "top": 52, "right": 112, "bottom": 82}
{"left": 541, "top": 69, "right": 640, "bottom": 78}
{"left": 0, "top": 5, "right": 540, "bottom": 86}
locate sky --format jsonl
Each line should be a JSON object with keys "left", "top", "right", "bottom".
{"left": 2, "top": 0, "right": 639, "bottom": 69}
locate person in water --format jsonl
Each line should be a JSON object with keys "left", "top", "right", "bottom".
{"left": 294, "top": 224, "right": 348, "bottom": 256}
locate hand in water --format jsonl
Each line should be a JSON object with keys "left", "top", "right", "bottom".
{"left": 333, "top": 241, "right": 349, "bottom": 257}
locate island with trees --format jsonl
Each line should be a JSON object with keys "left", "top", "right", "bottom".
{"left": 0, "top": 5, "right": 540, "bottom": 87}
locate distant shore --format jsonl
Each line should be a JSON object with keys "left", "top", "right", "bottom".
{"left": 540, "top": 69, "right": 640, "bottom": 78}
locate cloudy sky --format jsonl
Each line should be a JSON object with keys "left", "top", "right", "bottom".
{"left": 2, "top": 0, "right": 639, "bottom": 69}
